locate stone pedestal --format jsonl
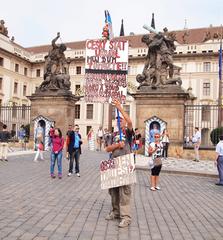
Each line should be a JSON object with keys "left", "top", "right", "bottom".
{"left": 28, "top": 92, "right": 80, "bottom": 140}
{"left": 132, "top": 86, "right": 190, "bottom": 157}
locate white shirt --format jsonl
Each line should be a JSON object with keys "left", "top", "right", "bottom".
{"left": 98, "top": 129, "right": 104, "bottom": 137}
{"left": 162, "top": 134, "right": 169, "bottom": 143}
{"left": 192, "top": 131, "right": 201, "bottom": 143}
{"left": 216, "top": 140, "right": 223, "bottom": 156}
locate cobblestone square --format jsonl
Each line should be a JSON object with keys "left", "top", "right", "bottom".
{"left": 0, "top": 148, "right": 223, "bottom": 240}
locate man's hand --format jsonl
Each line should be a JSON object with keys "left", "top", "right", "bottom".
{"left": 112, "top": 99, "right": 122, "bottom": 111}
{"left": 118, "top": 141, "right": 125, "bottom": 149}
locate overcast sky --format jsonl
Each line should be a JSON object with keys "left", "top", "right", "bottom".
{"left": 1, "top": 0, "right": 223, "bottom": 47}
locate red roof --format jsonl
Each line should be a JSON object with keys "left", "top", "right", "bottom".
{"left": 25, "top": 26, "right": 223, "bottom": 54}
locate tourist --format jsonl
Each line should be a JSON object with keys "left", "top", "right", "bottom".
{"left": 148, "top": 133, "right": 163, "bottom": 191}
{"left": 33, "top": 140, "right": 44, "bottom": 162}
{"left": 18, "top": 125, "right": 26, "bottom": 150}
{"left": 161, "top": 128, "right": 170, "bottom": 159}
{"left": 0, "top": 124, "right": 11, "bottom": 161}
{"left": 104, "top": 99, "right": 133, "bottom": 228}
{"left": 132, "top": 128, "right": 142, "bottom": 162}
{"left": 87, "top": 127, "right": 95, "bottom": 151}
{"left": 192, "top": 127, "right": 201, "bottom": 162}
{"left": 215, "top": 135, "right": 223, "bottom": 186}
{"left": 67, "top": 125, "right": 82, "bottom": 177}
{"left": 97, "top": 126, "right": 104, "bottom": 151}
{"left": 50, "top": 128, "right": 64, "bottom": 179}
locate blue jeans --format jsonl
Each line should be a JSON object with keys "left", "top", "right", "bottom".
{"left": 69, "top": 148, "right": 80, "bottom": 173}
{"left": 217, "top": 156, "right": 223, "bottom": 184}
{"left": 50, "top": 151, "right": 62, "bottom": 175}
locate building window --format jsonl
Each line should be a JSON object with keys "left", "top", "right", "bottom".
{"left": 75, "top": 104, "right": 80, "bottom": 119}
{"left": 75, "top": 84, "right": 81, "bottom": 93}
{"left": 23, "top": 85, "right": 27, "bottom": 96}
{"left": 203, "top": 62, "right": 211, "bottom": 72}
{"left": 0, "top": 57, "right": 3, "bottom": 66}
{"left": 22, "top": 104, "right": 26, "bottom": 119}
{"left": 203, "top": 82, "right": 210, "bottom": 96}
{"left": 76, "top": 66, "right": 81, "bottom": 74}
{"left": 24, "top": 67, "right": 28, "bottom": 76}
{"left": 12, "top": 103, "right": 17, "bottom": 118}
{"left": 201, "top": 106, "right": 210, "bottom": 121}
{"left": 36, "top": 69, "right": 41, "bottom": 77}
{"left": 14, "top": 82, "right": 18, "bottom": 94}
{"left": 0, "top": 77, "right": 2, "bottom": 90}
{"left": 86, "top": 126, "right": 92, "bottom": 136}
{"left": 15, "top": 63, "right": 19, "bottom": 72}
{"left": 112, "top": 106, "right": 116, "bottom": 120}
{"left": 86, "top": 104, "right": 93, "bottom": 119}
{"left": 123, "top": 105, "right": 130, "bottom": 116}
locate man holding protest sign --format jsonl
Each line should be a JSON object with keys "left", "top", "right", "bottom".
{"left": 104, "top": 99, "right": 133, "bottom": 228}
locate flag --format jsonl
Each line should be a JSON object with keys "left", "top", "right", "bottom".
{"left": 104, "top": 10, "right": 114, "bottom": 39}
{"left": 219, "top": 40, "right": 222, "bottom": 81}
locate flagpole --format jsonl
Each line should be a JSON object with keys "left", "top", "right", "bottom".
{"left": 218, "top": 25, "right": 223, "bottom": 127}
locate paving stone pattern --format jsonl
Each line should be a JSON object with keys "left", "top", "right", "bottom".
{"left": 0, "top": 148, "right": 223, "bottom": 240}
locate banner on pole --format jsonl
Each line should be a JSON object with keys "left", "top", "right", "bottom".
{"left": 100, "top": 153, "right": 136, "bottom": 190}
{"left": 85, "top": 39, "right": 128, "bottom": 103}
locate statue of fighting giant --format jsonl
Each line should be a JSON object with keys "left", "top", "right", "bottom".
{"left": 136, "top": 25, "right": 182, "bottom": 89}
{"left": 38, "top": 32, "right": 71, "bottom": 92}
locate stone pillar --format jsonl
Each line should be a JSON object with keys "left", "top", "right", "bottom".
{"left": 28, "top": 92, "right": 80, "bottom": 140}
{"left": 132, "top": 86, "right": 190, "bottom": 158}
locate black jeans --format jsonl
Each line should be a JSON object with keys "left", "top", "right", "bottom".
{"left": 162, "top": 142, "right": 169, "bottom": 158}
{"left": 69, "top": 148, "right": 80, "bottom": 173}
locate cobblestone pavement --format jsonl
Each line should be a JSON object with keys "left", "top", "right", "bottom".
{"left": 136, "top": 154, "right": 218, "bottom": 176}
{"left": 0, "top": 148, "right": 223, "bottom": 240}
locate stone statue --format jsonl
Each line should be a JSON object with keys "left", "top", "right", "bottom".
{"left": 0, "top": 20, "right": 8, "bottom": 36}
{"left": 38, "top": 32, "right": 71, "bottom": 92}
{"left": 137, "top": 27, "right": 182, "bottom": 89}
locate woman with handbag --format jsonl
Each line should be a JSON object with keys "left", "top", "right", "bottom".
{"left": 148, "top": 133, "right": 163, "bottom": 191}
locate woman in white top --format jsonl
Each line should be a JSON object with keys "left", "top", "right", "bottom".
{"left": 161, "top": 129, "right": 170, "bottom": 159}
{"left": 215, "top": 135, "right": 223, "bottom": 186}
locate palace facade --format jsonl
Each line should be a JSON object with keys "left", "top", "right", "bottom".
{"left": 0, "top": 23, "right": 222, "bottom": 139}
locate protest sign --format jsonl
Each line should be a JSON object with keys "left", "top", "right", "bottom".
{"left": 85, "top": 39, "right": 128, "bottom": 103}
{"left": 100, "top": 153, "right": 136, "bottom": 190}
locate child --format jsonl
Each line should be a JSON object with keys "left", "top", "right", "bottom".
{"left": 50, "top": 128, "right": 64, "bottom": 179}
{"left": 33, "top": 141, "right": 44, "bottom": 162}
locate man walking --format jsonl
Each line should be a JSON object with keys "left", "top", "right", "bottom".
{"left": 0, "top": 124, "right": 11, "bottom": 161}
{"left": 67, "top": 125, "right": 82, "bottom": 177}
{"left": 192, "top": 127, "right": 201, "bottom": 162}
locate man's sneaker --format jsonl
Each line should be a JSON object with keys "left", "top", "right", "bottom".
{"left": 150, "top": 187, "right": 156, "bottom": 191}
{"left": 51, "top": 174, "right": 56, "bottom": 179}
{"left": 118, "top": 219, "right": 131, "bottom": 228}
{"left": 67, "top": 172, "right": 72, "bottom": 177}
{"left": 105, "top": 212, "right": 120, "bottom": 220}
{"left": 4, "top": 159, "right": 8, "bottom": 162}
{"left": 58, "top": 174, "right": 62, "bottom": 179}
{"left": 76, "top": 173, "right": 80, "bottom": 177}
{"left": 155, "top": 186, "right": 161, "bottom": 190}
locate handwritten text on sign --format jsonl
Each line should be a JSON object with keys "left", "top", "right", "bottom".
{"left": 85, "top": 39, "right": 128, "bottom": 103}
{"left": 100, "top": 153, "right": 136, "bottom": 190}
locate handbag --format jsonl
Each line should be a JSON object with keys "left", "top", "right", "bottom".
{"left": 154, "top": 157, "right": 162, "bottom": 166}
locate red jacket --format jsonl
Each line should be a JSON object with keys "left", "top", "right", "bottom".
{"left": 52, "top": 135, "right": 64, "bottom": 153}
